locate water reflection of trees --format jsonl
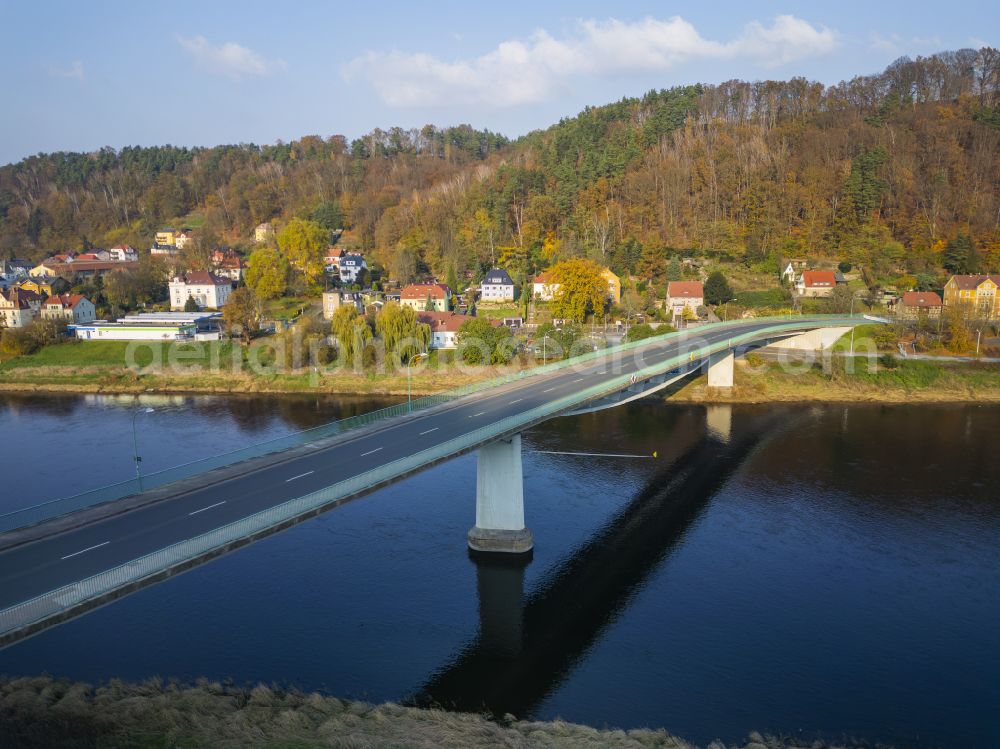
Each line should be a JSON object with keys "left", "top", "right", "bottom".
{"left": 0, "top": 394, "right": 82, "bottom": 419}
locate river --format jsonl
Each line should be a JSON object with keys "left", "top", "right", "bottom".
{"left": 0, "top": 393, "right": 997, "bottom": 748}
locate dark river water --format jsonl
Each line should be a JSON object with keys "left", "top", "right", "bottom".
{"left": 0, "top": 393, "right": 997, "bottom": 748}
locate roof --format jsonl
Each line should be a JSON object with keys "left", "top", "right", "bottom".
{"left": 401, "top": 283, "right": 451, "bottom": 300}
{"left": 900, "top": 291, "right": 942, "bottom": 308}
{"left": 417, "top": 311, "right": 491, "bottom": 333}
{"left": 176, "top": 271, "right": 228, "bottom": 286}
{"left": 667, "top": 281, "right": 704, "bottom": 298}
{"left": 947, "top": 274, "right": 1000, "bottom": 290}
{"left": 37, "top": 260, "right": 124, "bottom": 274}
{"left": 533, "top": 271, "right": 558, "bottom": 285}
{"left": 0, "top": 287, "right": 43, "bottom": 308}
{"left": 43, "top": 294, "right": 90, "bottom": 309}
{"left": 801, "top": 270, "right": 836, "bottom": 287}
{"left": 340, "top": 254, "right": 365, "bottom": 266}
{"left": 325, "top": 247, "right": 346, "bottom": 259}
{"left": 483, "top": 269, "right": 514, "bottom": 286}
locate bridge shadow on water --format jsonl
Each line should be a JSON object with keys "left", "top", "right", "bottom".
{"left": 410, "top": 404, "right": 790, "bottom": 719}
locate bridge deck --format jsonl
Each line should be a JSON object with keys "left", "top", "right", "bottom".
{"left": 0, "top": 316, "right": 867, "bottom": 644}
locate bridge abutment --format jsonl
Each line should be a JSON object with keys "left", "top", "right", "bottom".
{"left": 468, "top": 434, "right": 533, "bottom": 555}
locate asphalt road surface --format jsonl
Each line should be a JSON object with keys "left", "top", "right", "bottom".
{"left": 0, "top": 319, "right": 828, "bottom": 611}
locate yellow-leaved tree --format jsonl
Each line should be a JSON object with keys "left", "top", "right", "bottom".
{"left": 549, "top": 258, "right": 608, "bottom": 322}
{"left": 277, "top": 218, "right": 328, "bottom": 283}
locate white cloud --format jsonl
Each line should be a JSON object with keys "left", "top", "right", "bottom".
{"left": 343, "top": 15, "right": 838, "bottom": 108}
{"left": 48, "top": 61, "right": 85, "bottom": 80}
{"left": 177, "top": 36, "right": 286, "bottom": 79}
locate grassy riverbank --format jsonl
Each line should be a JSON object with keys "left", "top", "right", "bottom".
{"left": 0, "top": 341, "right": 497, "bottom": 396}
{"left": 1, "top": 338, "right": 998, "bottom": 402}
{"left": 0, "top": 676, "right": 861, "bottom": 749}
{"left": 672, "top": 356, "right": 1000, "bottom": 403}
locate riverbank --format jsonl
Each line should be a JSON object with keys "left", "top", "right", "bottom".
{"left": 670, "top": 356, "right": 1000, "bottom": 403}
{"left": 1, "top": 340, "right": 998, "bottom": 402}
{"left": 0, "top": 676, "right": 864, "bottom": 749}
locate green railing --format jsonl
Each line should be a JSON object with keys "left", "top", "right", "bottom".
{"left": 0, "top": 315, "right": 869, "bottom": 640}
{"left": 0, "top": 315, "right": 863, "bottom": 535}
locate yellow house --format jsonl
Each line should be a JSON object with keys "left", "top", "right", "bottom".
{"left": 29, "top": 262, "right": 62, "bottom": 278}
{"left": 601, "top": 268, "right": 621, "bottom": 305}
{"left": 18, "top": 275, "right": 69, "bottom": 297}
{"left": 943, "top": 275, "right": 1000, "bottom": 319}
{"left": 155, "top": 228, "right": 177, "bottom": 247}
{"left": 254, "top": 222, "right": 274, "bottom": 243}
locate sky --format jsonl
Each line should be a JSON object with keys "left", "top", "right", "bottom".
{"left": 2, "top": 0, "right": 997, "bottom": 166}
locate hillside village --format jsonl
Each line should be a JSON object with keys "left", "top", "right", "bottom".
{"left": 1, "top": 215, "right": 998, "bottom": 367}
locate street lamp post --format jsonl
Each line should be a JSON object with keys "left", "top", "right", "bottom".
{"left": 976, "top": 329, "right": 982, "bottom": 357}
{"left": 131, "top": 407, "right": 155, "bottom": 491}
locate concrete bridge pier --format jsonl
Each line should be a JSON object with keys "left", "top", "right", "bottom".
{"left": 468, "top": 434, "right": 533, "bottom": 555}
{"left": 704, "top": 350, "right": 735, "bottom": 388}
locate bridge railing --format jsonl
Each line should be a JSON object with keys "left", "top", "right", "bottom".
{"left": 0, "top": 314, "right": 864, "bottom": 534}
{"left": 0, "top": 316, "right": 867, "bottom": 641}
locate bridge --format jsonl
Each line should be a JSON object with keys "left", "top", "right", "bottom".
{"left": 0, "top": 315, "right": 875, "bottom": 646}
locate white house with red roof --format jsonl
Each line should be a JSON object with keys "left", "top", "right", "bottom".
{"left": 417, "top": 311, "right": 489, "bottom": 349}
{"left": 169, "top": 271, "right": 232, "bottom": 310}
{"left": 0, "top": 287, "right": 43, "bottom": 328}
{"left": 40, "top": 294, "right": 97, "bottom": 323}
{"left": 795, "top": 270, "right": 837, "bottom": 298}
{"left": 666, "top": 281, "right": 704, "bottom": 321}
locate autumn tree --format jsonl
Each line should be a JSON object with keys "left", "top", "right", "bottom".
{"left": 549, "top": 258, "right": 608, "bottom": 322}
{"left": 245, "top": 247, "right": 289, "bottom": 300}
{"left": 223, "top": 287, "right": 260, "bottom": 344}
{"left": 277, "top": 218, "right": 328, "bottom": 283}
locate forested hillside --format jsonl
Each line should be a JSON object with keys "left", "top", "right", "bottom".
{"left": 1, "top": 48, "right": 998, "bottom": 283}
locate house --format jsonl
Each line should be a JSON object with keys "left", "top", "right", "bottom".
{"left": 480, "top": 269, "right": 515, "bottom": 302}
{"left": 401, "top": 283, "right": 452, "bottom": 312}
{"left": 601, "top": 268, "right": 621, "bottom": 305}
{"left": 174, "top": 230, "right": 193, "bottom": 249}
{"left": 338, "top": 254, "right": 367, "bottom": 284}
{"left": 107, "top": 245, "right": 138, "bottom": 262}
{"left": 417, "top": 311, "right": 487, "bottom": 349}
{"left": 781, "top": 258, "right": 808, "bottom": 282}
{"left": 29, "top": 261, "right": 62, "bottom": 278}
{"left": 897, "top": 291, "right": 943, "bottom": 320}
{"left": 322, "top": 290, "right": 364, "bottom": 319}
{"left": 18, "top": 275, "right": 70, "bottom": 297}
{"left": 0, "top": 287, "right": 43, "bottom": 328}
{"left": 532, "top": 271, "right": 560, "bottom": 301}
{"left": 31, "top": 260, "right": 123, "bottom": 281}
{"left": 40, "top": 294, "right": 97, "bottom": 323}
{"left": 665, "top": 281, "right": 704, "bottom": 321}
{"left": 796, "top": 270, "right": 837, "bottom": 298}
{"left": 943, "top": 275, "right": 1000, "bottom": 320}
{"left": 150, "top": 243, "right": 180, "bottom": 257}
{"left": 324, "top": 247, "right": 346, "bottom": 273}
{"left": 155, "top": 228, "right": 177, "bottom": 247}
{"left": 254, "top": 222, "right": 274, "bottom": 243}
{"left": 74, "top": 250, "right": 112, "bottom": 262}
{"left": 0, "top": 258, "right": 32, "bottom": 281}
{"left": 211, "top": 249, "right": 244, "bottom": 282}
{"left": 70, "top": 312, "right": 222, "bottom": 341}
{"left": 169, "top": 271, "right": 232, "bottom": 310}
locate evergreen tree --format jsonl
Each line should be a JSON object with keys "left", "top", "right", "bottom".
{"left": 666, "top": 255, "right": 682, "bottom": 282}
{"left": 704, "top": 271, "right": 734, "bottom": 306}
{"left": 943, "top": 234, "right": 977, "bottom": 274}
